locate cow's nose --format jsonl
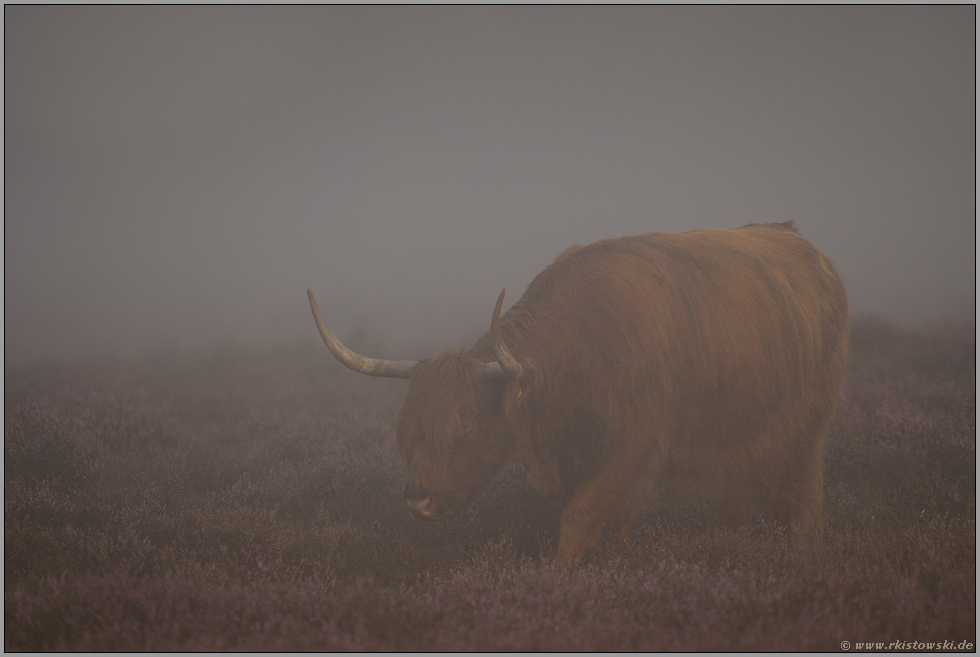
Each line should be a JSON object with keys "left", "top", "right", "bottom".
{"left": 407, "top": 495, "right": 436, "bottom": 519}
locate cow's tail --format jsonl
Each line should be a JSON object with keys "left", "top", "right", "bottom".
{"left": 737, "top": 220, "right": 799, "bottom": 233}
{"left": 772, "top": 220, "right": 799, "bottom": 233}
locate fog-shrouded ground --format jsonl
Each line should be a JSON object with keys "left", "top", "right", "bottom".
{"left": 4, "top": 319, "right": 975, "bottom": 650}
{"left": 5, "top": 6, "right": 975, "bottom": 365}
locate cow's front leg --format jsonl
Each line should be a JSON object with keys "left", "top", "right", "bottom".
{"left": 555, "top": 452, "right": 643, "bottom": 565}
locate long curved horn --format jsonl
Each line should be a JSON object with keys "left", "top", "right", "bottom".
{"left": 307, "top": 289, "right": 416, "bottom": 379}
{"left": 490, "top": 288, "right": 523, "bottom": 379}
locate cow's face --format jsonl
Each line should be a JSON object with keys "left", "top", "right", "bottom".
{"left": 396, "top": 352, "right": 514, "bottom": 520}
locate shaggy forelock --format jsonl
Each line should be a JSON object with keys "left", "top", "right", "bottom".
{"left": 410, "top": 350, "right": 481, "bottom": 447}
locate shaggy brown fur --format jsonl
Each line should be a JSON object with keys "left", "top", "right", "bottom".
{"left": 396, "top": 222, "right": 849, "bottom": 564}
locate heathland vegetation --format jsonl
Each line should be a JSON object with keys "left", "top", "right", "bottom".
{"left": 4, "top": 318, "right": 975, "bottom": 650}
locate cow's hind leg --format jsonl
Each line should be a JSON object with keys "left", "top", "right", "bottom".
{"left": 713, "top": 487, "right": 754, "bottom": 530}
{"left": 768, "top": 429, "right": 824, "bottom": 544}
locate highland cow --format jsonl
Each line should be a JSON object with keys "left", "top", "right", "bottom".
{"left": 308, "top": 222, "right": 849, "bottom": 564}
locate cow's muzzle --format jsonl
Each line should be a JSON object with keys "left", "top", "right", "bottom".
{"left": 407, "top": 495, "right": 438, "bottom": 520}
{"left": 407, "top": 492, "right": 451, "bottom": 520}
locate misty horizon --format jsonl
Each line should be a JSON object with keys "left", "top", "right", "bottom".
{"left": 5, "top": 6, "right": 976, "bottom": 365}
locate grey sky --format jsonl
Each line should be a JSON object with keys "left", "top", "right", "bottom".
{"left": 5, "top": 6, "right": 975, "bottom": 364}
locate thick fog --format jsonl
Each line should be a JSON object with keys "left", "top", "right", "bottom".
{"left": 5, "top": 7, "right": 975, "bottom": 365}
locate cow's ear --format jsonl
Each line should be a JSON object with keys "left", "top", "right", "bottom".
{"left": 500, "top": 380, "right": 522, "bottom": 419}
{"left": 502, "top": 358, "right": 540, "bottom": 417}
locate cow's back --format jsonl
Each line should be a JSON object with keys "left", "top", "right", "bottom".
{"left": 496, "top": 222, "right": 848, "bottom": 498}
{"left": 510, "top": 222, "right": 846, "bottom": 392}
